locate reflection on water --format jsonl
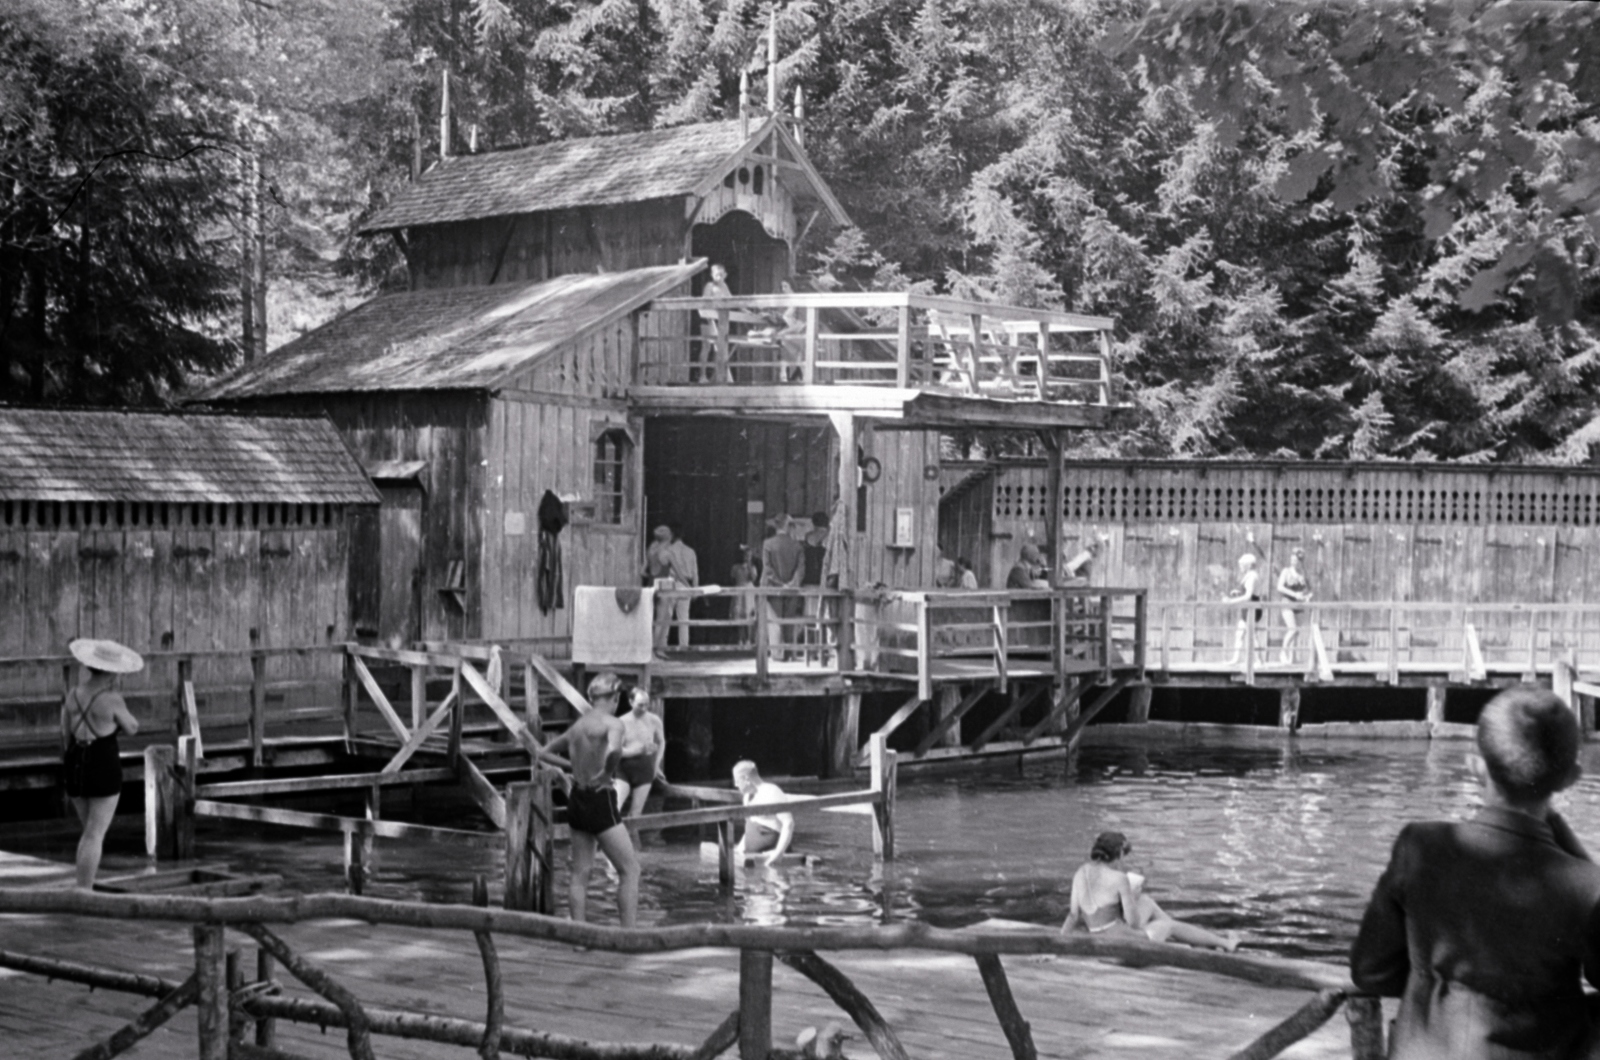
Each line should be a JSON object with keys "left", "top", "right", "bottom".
{"left": 34, "top": 738, "right": 1600, "bottom": 959}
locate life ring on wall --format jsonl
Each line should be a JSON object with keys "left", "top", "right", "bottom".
{"left": 858, "top": 455, "right": 882, "bottom": 485}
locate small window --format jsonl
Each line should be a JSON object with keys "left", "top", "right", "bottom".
{"left": 593, "top": 429, "right": 630, "bottom": 525}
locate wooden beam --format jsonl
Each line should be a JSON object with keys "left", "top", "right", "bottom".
{"left": 350, "top": 655, "right": 413, "bottom": 744}
{"left": 524, "top": 653, "right": 590, "bottom": 715}
{"left": 198, "top": 769, "right": 457, "bottom": 799}
{"left": 242, "top": 925, "right": 375, "bottom": 1060}
{"left": 194, "top": 926, "right": 227, "bottom": 1060}
{"left": 459, "top": 661, "right": 547, "bottom": 760}
{"left": 913, "top": 684, "right": 992, "bottom": 757}
{"left": 381, "top": 691, "right": 458, "bottom": 775}
{"left": 737, "top": 950, "right": 772, "bottom": 1060}
{"left": 1060, "top": 674, "right": 1137, "bottom": 751}
{"left": 72, "top": 973, "right": 199, "bottom": 1060}
{"left": 974, "top": 955, "right": 1036, "bottom": 1060}
{"left": 627, "top": 789, "right": 880, "bottom": 833}
{"left": 775, "top": 951, "right": 910, "bottom": 1060}
{"left": 866, "top": 692, "right": 926, "bottom": 745}
{"left": 1229, "top": 989, "right": 1347, "bottom": 1060}
{"left": 969, "top": 682, "right": 1050, "bottom": 751}
{"left": 457, "top": 756, "right": 507, "bottom": 831}
{"left": 192, "top": 800, "right": 504, "bottom": 848}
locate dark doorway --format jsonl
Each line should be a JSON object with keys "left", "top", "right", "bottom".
{"left": 691, "top": 211, "right": 789, "bottom": 295}
{"left": 644, "top": 417, "right": 835, "bottom": 644}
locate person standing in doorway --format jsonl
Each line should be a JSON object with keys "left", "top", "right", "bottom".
{"left": 760, "top": 516, "right": 806, "bottom": 658}
{"left": 542, "top": 672, "right": 639, "bottom": 927}
{"left": 729, "top": 543, "right": 758, "bottom": 646}
{"left": 646, "top": 523, "right": 699, "bottom": 652}
{"left": 1276, "top": 547, "right": 1313, "bottom": 665}
{"left": 61, "top": 639, "right": 142, "bottom": 889}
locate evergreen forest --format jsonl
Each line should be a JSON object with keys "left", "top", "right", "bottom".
{"left": 3, "top": 0, "right": 1600, "bottom": 464}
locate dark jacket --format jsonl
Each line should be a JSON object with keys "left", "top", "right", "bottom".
{"left": 1351, "top": 807, "right": 1600, "bottom": 1059}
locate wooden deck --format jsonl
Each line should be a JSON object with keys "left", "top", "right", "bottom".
{"left": 0, "top": 853, "right": 1368, "bottom": 1060}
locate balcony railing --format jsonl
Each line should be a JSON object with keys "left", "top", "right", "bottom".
{"left": 638, "top": 292, "right": 1116, "bottom": 404}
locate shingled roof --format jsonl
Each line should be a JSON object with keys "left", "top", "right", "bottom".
{"left": 192, "top": 263, "right": 702, "bottom": 399}
{"left": 362, "top": 121, "right": 748, "bottom": 232}
{"left": 0, "top": 408, "right": 378, "bottom": 504}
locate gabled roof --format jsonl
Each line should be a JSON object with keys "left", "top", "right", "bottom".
{"left": 0, "top": 407, "right": 378, "bottom": 504}
{"left": 192, "top": 263, "right": 703, "bottom": 399}
{"left": 360, "top": 117, "right": 849, "bottom": 233}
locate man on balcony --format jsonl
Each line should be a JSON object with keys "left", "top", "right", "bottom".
{"left": 646, "top": 523, "right": 699, "bottom": 651}
{"left": 761, "top": 515, "right": 806, "bottom": 659}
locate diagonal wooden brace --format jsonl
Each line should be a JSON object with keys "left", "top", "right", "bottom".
{"left": 970, "top": 682, "right": 1050, "bottom": 751}
{"left": 351, "top": 655, "right": 412, "bottom": 744}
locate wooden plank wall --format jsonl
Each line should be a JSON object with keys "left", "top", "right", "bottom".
{"left": 937, "top": 467, "right": 995, "bottom": 585}
{"left": 974, "top": 460, "right": 1600, "bottom": 608}
{"left": 517, "top": 317, "right": 636, "bottom": 400}
{"left": 481, "top": 393, "right": 642, "bottom": 647}
{"left": 254, "top": 394, "right": 488, "bottom": 646}
{"left": 0, "top": 500, "right": 350, "bottom": 733}
{"left": 405, "top": 200, "right": 688, "bottom": 290}
{"left": 857, "top": 428, "right": 942, "bottom": 589}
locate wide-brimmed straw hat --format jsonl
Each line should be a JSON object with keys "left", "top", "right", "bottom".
{"left": 69, "top": 638, "right": 144, "bottom": 675}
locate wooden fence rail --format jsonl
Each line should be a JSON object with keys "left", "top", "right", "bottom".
{"left": 0, "top": 887, "right": 1381, "bottom": 1060}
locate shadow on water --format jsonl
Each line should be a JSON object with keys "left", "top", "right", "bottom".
{"left": 25, "top": 737, "right": 1600, "bottom": 960}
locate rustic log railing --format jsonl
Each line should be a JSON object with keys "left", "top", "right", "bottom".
{"left": 0, "top": 887, "right": 1383, "bottom": 1060}
{"left": 1150, "top": 600, "right": 1600, "bottom": 686}
{"left": 637, "top": 292, "right": 1115, "bottom": 405}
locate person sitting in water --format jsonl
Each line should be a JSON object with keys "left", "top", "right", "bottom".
{"left": 733, "top": 760, "right": 794, "bottom": 867}
{"left": 1062, "top": 831, "right": 1241, "bottom": 952}
{"left": 614, "top": 686, "right": 665, "bottom": 818}
{"left": 1351, "top": 686, "right": 1600, "bottom": 1059}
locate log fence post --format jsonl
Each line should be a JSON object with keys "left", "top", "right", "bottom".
{"left": 504, "top": 774, "right": 555, "bottom": 913}
{"left": 1346, "top": 995, "right": 1384, "bottom": 1060}
{"left": 255, "top": 949, "right": 277, "bottom": 1049}
{"left": 868, "top": 733, "right": 896, "bottom": 862}
{"left": 144, "top": 744, "right": 177, "bottom": 860}
{"left": 226, "top": 948, "right": 246, "bottom": 1044}
{"left": 194, "top": 925, "right": 228, "bottom": 1060}
{"left": 176, "top": 735, "right": 197, "bottom": 861}
{"left": 472, "top": 875, "right": 504, "bottom": 1060}
{"left": 173, "top": 656, "right": 193, "bottom": 740}
{"left": 974, "top": 954, "right": 1036, "bottom": 1060}
{"left": 737, "top": 948, "right": 773, "bottom": 1060}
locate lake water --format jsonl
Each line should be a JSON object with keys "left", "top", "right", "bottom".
{"left": 43, "top": 736, "right": 1600, "bottom": 960}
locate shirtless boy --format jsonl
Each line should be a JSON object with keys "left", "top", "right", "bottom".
{"left": 614, "top": 687, "right": 665, "bottom": 817}
{"left": 542, "top": 672, "right": 639, "bottom": 927}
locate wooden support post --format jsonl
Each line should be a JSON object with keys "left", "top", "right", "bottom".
{"left": 826, "top": 693, "right": 861, "bottom": 779}
{"left": 1425, "top": 683, "right": 1447, "bottom": 730}
{"left": 690, "top": 1011, "right": 741, "bottom": 1060}
{"left": 1043, "top": 433, "right": 1063, "bottom": 587}
{"left": 777, "top": 951, "right": 911, "bottom": 1060}
{"left": 226, "top": 948, "right": 247, "bottom": 1043}
{"left": 255, "top": 949, "right": 277, "bottom": 1049}
{"left": 249, "top": 648, "right": 266, "bottom": 770}
{"left": 717, "top": 819, "right": 737, "bottom": 888}
{"left": 1387, "top": 607, "right": 1401, "bottom": 685}
{"left": 1133, "top": 592, "right": 1148, "bottom": 672}
{"left": 411, "top": 664, "right": 427, "bottom": 731}
{"left": 1278, "top": 685, "right": 1300, "bottom": 730}
{"left": 503, "top": 773, "right": 554, "bottom": 913}
{"left": 194, "top": 925, "right": 228, "bottom": 1060}
{"left": 803, "top": 306, "right": 818, "bottom": 384}
{"left": 1128, "top": 683, "right": 1153, "bottom": 726}
{"left": 176, "top": 735, "right": 197, "bottom": 862}
{"left": 932, "top": 685, "right": 963, "bottom": 748}
{"left": 344, "top": 820, "right": 373, "bottom": 896}
{"left": 343, "top": 650, "right": 359, "bottom": 743}
{"left": 144, "top": 744, "right": 177, "bottom": 860}
{"left": 869, "top": 733, "right": 896, "bottom": 861}
{"left": 737, "top": 949, "right": 773, "bottom": 1060}
{"left": 894, "top": 306, "right": 911, "bottom": 388}
{"left": 173, "top": 657, "right": 192, "bottom": 739}
{"left": 448, "top": 661, "right": 464, "bottom": 767}
{"left": 1100, "top": 594, "right": 1114, "bottom": 677}
{"left": 1555, "top": 660, "right": 1575, "bottom": 709}
{"left": 974, "top": 954, "right": 1037, "bottom": 1060}
{"left": 1346, "top": 995, "right": 1384, "bottom": 1060}
{"left": 524, "top": 662, "right": 542, "bottom": 744}
{"left": 755, "top": 598, "right": 770, "bottom": 682}
{"left": 472, "top": 875, "right": 504, "bottom": 1060}
{"left": 829, "top": 411, "right": 857, "bottom": 566}
{"left": 1159, "top": 604, "right": 1172, "bottom": 673}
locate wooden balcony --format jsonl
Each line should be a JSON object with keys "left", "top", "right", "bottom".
{"left": 634, "top": 292, "right": 1124, "bottom": 428}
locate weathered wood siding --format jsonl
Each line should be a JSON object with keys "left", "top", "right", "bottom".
{"left": 511, "top": 316, "right": 637, "bottom": 399}
{"left": 696, "top": 160, "right": 799, "bottom": 247}
{"left": 405, "top": 199, "right": 688, "bottom": 290}
{"left": 938, "top": 468, "right": 995, "bottom": 587}
{"left": 856, "top": 428, "right": 943, "bottom": 589}
{"left": 246, "top": 394, "right": 489, "bottom": 645}
{"left": 973, "top": 460, "right": 1600, "bottom": 606}
{"left": 482, "top": 394, "right": 642, "bottom": 647}
{"left": 0, "top": 500, "right": 350, "bottom": 728}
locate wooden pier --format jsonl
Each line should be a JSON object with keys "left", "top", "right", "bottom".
{"left": 0, "top": 885, "right": 1381, "bottom": 1060}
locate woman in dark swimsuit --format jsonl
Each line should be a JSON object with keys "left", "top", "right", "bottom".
{"left": 61, "top": 639, "right": 142, "bottom": 888}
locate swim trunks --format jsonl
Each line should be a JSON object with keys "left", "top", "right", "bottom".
{"left": 618, "top": 754, "right": 655, "bottom": 788}
{"left": 63, "top": 733, "right": 122, "bottom": 799}
{"left": 742, "top": 819, "right": 779, "bottom": 854}
{"left": 567, "top": 785, "right": 623, "bottom": 836}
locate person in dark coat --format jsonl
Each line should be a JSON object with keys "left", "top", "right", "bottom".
{"left": 1351, "top": 685, "right": 1600, "bottom": 1060}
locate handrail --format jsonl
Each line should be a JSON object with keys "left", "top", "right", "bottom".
{"left": 0, "top": 887, "right": 1377, "bottom": 1060}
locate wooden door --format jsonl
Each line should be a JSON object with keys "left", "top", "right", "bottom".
{"left": 377, "top": 485, "right": 423, "bottom": 648}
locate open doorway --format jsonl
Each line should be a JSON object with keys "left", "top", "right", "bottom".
{"left": 691, "top": 211, "right": 789, "bottom": 296}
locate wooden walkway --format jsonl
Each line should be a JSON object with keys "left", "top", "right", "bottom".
{"left": 0, "top": 854, "right": 1370, "bottom": 1060}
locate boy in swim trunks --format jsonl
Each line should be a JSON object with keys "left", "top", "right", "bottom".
{"left": 1352, "top": 686, "right": 1600, "bottom": 1058}
{"left": 733, "top": 760, "right": 794, "bottom": 867}
{"left": 542, "top": 672, "right": 639, "bottom": 926}
{"left": 614, "top": 686, "right": 665, "bottom": 817}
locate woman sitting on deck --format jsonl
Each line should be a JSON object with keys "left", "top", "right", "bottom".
{"left": 1062, "top": 831, "right": 1241, "bottom": 952}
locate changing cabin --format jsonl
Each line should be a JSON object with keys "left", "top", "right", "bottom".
{"left": 0, "top": 407, "right": 375, "bottom": 753}
{"left": 194, "top": 114, "right": 1141, "bottom": 776}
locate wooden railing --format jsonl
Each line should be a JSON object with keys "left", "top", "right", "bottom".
{"left": 638, "top": 292, "right": 1115, "bottom": 404}
{"left": 0, "top": 887, "right": 1384, "bottom": 1060}
{"left": 1150, "top": 600, "right": 1600, "bottom": 685}
{"left": 650, "top": 586, "right": 1147, "bottom": 694}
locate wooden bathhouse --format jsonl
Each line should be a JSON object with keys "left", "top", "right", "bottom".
{"left": 0, "top": 406, "right": 376, "bottom": 743}
{"left": 190, "top": 113, "right": 1137, "bottom": 777}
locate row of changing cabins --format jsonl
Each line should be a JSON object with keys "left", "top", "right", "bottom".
{"left": 5, "top": 113, "right": 1600, "bottom": 811}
